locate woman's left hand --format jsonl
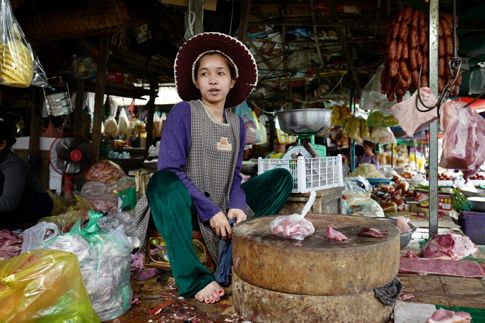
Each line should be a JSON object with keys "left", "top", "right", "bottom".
{"left": 227, "top": 208, "right": 247, "bottom": 224}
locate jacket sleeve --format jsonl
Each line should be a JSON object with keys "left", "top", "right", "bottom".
{"left": 0, "top": 156, "right": 27, "bottom": 213}
{"left": 157, "top": 102, "right": 221, "bottom": 222}
{"left": 227, "top": 117, "right": 247, "bottom": 210}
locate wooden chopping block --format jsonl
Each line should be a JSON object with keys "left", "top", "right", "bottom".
{"left": 233, "top": 272, "right": 393, "bottom": 323}
{"left": 233, "top": 214, "right": 400, "bottom": 295}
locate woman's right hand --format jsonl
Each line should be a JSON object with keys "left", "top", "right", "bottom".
{"left": 209, "top": 211, "right": 232, "bottom": 239}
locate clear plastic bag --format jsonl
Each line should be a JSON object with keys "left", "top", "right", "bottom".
{"left": 270, "top": 191, "right": 316, "bottom": 241}
{"left": 0, "top": 0, "right": 47, "bottom": 88}
{"left": 0, "top": 249, "right": 100, "bottom": 322}
{"left": 20, "top": 222, "right": 60, "bottom": 253}
{"left": 42, "top": 211, "right": 133, "bottom": 321}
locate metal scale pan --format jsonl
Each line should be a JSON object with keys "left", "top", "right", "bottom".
{"left": 276, "top": 108, "right": 333, "bottom": 159}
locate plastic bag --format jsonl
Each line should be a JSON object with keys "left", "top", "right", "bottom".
{"left": 104, "top": 116, "right": 119, "bottom": 136}
{"left": 117, "top": 108, "right": 130, "bottom": 136}
{"left": 153, "top": 112, "right": 163, "bottom": 138}
{"left": 234, "top": 101, "right": 257, "bottom": 144}
{"left": 370, "top": 127, "right": 397, "bottom": 145}
{"left": 43, "top": 211, "right": 133, "bottom": 321}
{"left": 20, "top": 222, "right": 60, "bottom": 253}
{"left": 270, "top": 191, "right": 316, "bottom": 240}
{"left": 346, "top": 196, "right": 385, "bottom": 217}
{"left": 39, "top": 208, "right": 89, "bottom": 233}
{"left": 367, "top": 110, "right": 399, "bottom": 128}
{"left": 0, "top": 0, "right": 47, "bottom": 88}
{"left": 0, "top": 249, "right": 100, "bottom": 322}
{"left": 85, "top": 160, "right": 126, "bottom": 183}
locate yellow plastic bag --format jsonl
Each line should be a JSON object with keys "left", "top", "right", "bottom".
{"left": 0, "top": 249, "right": 100, "bottom": 323}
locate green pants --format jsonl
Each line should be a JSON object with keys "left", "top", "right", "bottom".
{"left": 146, "top": 168, "right": 293, "bottom": 297}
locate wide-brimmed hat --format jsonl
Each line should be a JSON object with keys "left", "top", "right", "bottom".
{"left": 174, "top": 32, "right": 258, "bottom": 108}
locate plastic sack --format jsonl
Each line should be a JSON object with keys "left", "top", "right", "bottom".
{"left": 0, "top": 0, "right": 47, "bottom": 88}
{"left": 270, "top": 191, "right": 316, "bottom": 240}
{"left": 153, "top": 112, "right": 163, "bottom": 138}
{"left": 44, "top": 211, "right": 133, "bottom": 321}
{"left": 370, "top": 127, "right": 397, "bottom": 145}
{"left": 85, "top": 160, "right": 126, "bottom": 183}
{"left": 346, "top": 195, "right": 385, "bottom": 218}
{"left": 367, "top": 110, "right": 399, "bottom": 128}
{"left": 104, "top": 116, "right": 119, "bottom": 136}
{"left": 117, "top": 108, "right": 130, "bottom": 136}
{"left": 39, "top": 208, "right": 89, "bottom": 233}
{"left": 0, "top": 249, "right": 100, "bottom": 323}
{"left": 20, "top": 222, "right": 60, "bottom": 253}
{"left": 234, "top": 101, "right": 257, "bottom": 144}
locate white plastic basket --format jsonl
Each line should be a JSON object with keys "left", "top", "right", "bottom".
{"left": 258, "top": 155, "right": 344, "bottom": 193}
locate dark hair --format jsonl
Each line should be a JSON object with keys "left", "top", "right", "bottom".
{"left": 0, "top": 118, "right": 16, "bottom": 147}
{"left": 193, "top": 52, "right": 237, "bottom": 81}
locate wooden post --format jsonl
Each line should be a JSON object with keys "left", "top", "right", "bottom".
{"left": 92, "top": 35, "right": 109, "bottom": 162}
{"left": 238, "top": 0, "right": 252, "bottom": 42}
{"left": 73, "top": 79, "right": 85, "bottom": 135}
{"left": 145, "top": 76, "right": 159, "bottom": 157}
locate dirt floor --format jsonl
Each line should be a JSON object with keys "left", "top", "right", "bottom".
{"left": 116, "top": 271, "right": 241, "bottom": 323}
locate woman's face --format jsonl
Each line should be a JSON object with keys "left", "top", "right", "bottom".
{"left": 194, "top": 53, "right": 236, "bottom": 106}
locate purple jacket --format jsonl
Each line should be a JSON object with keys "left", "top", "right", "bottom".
{"left": 157, "top": 102, "right": 246, "bottom": 222}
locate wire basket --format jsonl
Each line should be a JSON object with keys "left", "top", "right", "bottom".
{"left": 258, "top": 155, "right": 344, "bottom": 193}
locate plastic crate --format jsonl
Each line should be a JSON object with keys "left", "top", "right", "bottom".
{"left": 461, "top": 211, "right": 485, "bottom": 245}
{"left": 257, "top": 156, "right": 344, "bottom": 193}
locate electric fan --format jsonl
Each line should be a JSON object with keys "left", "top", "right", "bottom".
{"left": 49, "top": 134, "right": 93, "bottom": 199}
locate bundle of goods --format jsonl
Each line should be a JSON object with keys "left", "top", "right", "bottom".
{"left": 350, "top": 163, "right": 386, "bottom": 178}
{"left": 381, "top": 6, "right": 461, "bottom": 102}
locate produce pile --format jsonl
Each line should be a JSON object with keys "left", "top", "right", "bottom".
{"left": 381, "top": 6, "right": 461, "bottom": 102}
{"left": 350, "top": 163, "right": 385, "bottom": 178}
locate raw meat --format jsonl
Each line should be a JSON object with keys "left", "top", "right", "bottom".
{"left": 396, "top": 216, "right": 411, "bottom": 233}
{"left": 357, "top": 227, "right": 388, "bottom": 238}
{"left": 404, "top": 250, "right": 418, "bottom": 258}
{"left": 427, "top": 309, "right": 471, "bottom": 323}
{"left": 270, "top": 214, "right": 315, "bottom": 241}
{"left": 0, "top": 229, "right": 22, "bottom": 260}
{"left": 399, "top": 258, "right": 485, "bottom": 278}
{"left": 390, "top": 87, "right": 438, "bottom": 138}
{"left": 421, "top": 234, "right": 477, "bottom": 260}
{"left": 439, "top": 100, "right": 485, "bottom": 177}
{"left": 325, "top": 225, "right": 348, "bottom": 241}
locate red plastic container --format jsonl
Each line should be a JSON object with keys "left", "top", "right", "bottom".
{"left": 462, "top": 211, "right": 485, "bottom": 245}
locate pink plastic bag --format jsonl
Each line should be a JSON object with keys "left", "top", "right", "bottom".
{"left": 439, "top": 100, "right": 485, "bottom": 177}
{"left": 270, "top": 191, "right": 316, "bottom": 241}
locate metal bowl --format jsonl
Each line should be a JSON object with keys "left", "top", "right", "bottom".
{"left": 277, "top": 108, "right": 333, "bottom": 135}
{"left": 376, "top": 217, "right": 417, "bottom": 249}
{"left": 468, "top": 196, "right": 485, "bottom": 212}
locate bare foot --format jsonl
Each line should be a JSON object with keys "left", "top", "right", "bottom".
{"left": 194, "top": 281, "right": 225, "bottom": 304}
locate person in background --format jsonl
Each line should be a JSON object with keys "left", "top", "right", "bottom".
{"left": 358, "top": 140, "right": 380, "bottom": 169}
{"left": 0, "top": 118, "right": 53, "bottom": 229}
{"left": 146, "top": 32, "right": 293, "bottom": 305}
{"left": 265, "top": 138, "right": 288, "bottom": 159}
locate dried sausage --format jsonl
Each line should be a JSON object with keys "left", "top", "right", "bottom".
{"left": 439, "top": 37, "right": 445, "bottom": 57}
{"left": 409, "top": 48, "right": 418, "bottom": 70}
{"left": 396, "top": 41, "right": 403, "bottom": 61}
{"left": 423, "top": 55, "right": 428, "bottom": 73}
{"left": 438, "top": 77, "right": 444, "bottom": 93}
{"left": 389, "top": 60, "right": 399, "bottom": 78}
{"left": 399, "top": 22, "right": 409, "bottom": 40}
{"left": 400, "top": 61, "right": 411, "bottom": 80}
{"left": 445, "top": 35, "right": 454, "bottom": 56}
{"left": 418, "top": 12, "right": 426, "bottom": 45}
{"left": 439, "top": 57, "right": 445, "bottom": 77}
{"left": 416, "top": 49, "right": 423, "bottom": 66}
{"left": 411, "top": 70, "right": 420, "bottom": 89}
{"left": 391, "top": 22, "right": 400, "bottom": 39}
{"left": 402, "top": 42, "right": 409, "bottom": 60}
{"left": 402, "top": 6, "right": 413, "bottom": 24}
{"left": 389, "top": 39, "right": 397, "bottom": 60}
{"left": 421, "top": 74, "right": 429, "bottom": 87}
{"left": 411, "top": 10, "right": 420, "bottom": 29}
{"left": 409, "top": 30, "right": 418, "bottom": 48}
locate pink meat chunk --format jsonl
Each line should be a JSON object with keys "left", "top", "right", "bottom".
{"left": 421, "top": 234, "right": 477, "bottom": 260}
{"left": 399, "top": 258, "right": 485, "bottom": 278}
{"left": 325, "top": 225, "right": 348, "bottom": 241}
{"left": 357, "top": 227, "right": 388, "bottom": 238}
{"left": 427, "top": 309, "right": 471, "bottom": 323}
